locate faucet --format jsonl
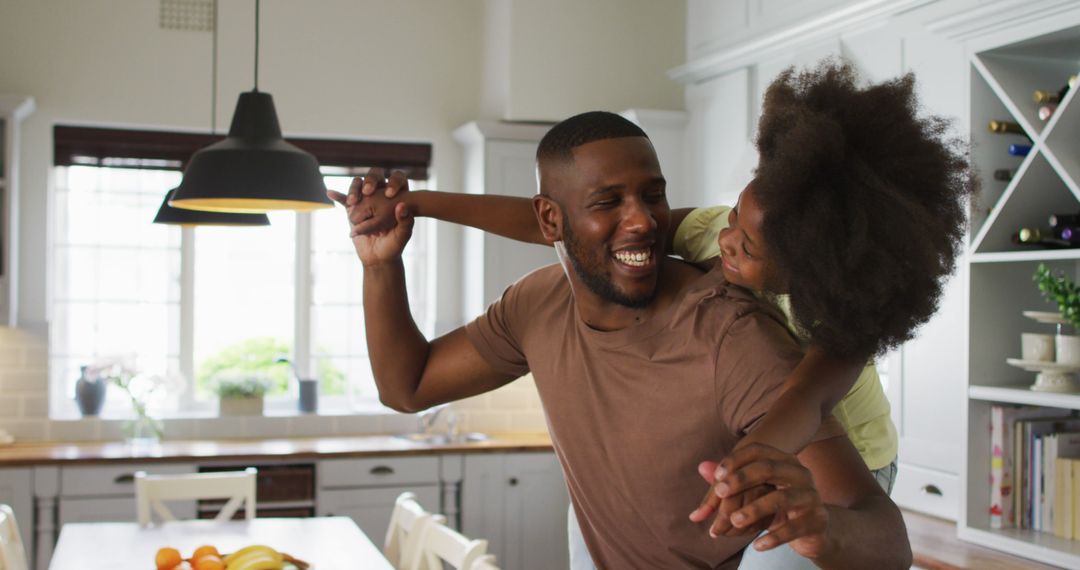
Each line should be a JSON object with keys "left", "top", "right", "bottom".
{"left": 418, "top": 404, "right": 450, "bottom": 434}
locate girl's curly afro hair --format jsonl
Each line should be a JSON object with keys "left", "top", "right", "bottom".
{"left": 753, "top": 60, "right": 977, "bottom": 359}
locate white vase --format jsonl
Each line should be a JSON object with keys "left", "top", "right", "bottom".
{"left": 219, "top": 396, "right": 264, "bottom": 416}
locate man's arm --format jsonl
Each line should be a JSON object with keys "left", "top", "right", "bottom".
{"left": 330, "top": 172, "right": 518, "bottom": 412}
{"left": 710, "top": 439, "right": 911, "bottom": 570}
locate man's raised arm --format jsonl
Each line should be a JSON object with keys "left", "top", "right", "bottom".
{"left": 329, "top": 171, "right": 518, "bottom": 412}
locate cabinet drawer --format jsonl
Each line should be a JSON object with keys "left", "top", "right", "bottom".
{"left": 892, "top": 463, "right": 957, "bottom": 521}
{"left": 319, "top": 457, "right": 439, "bottom": 488}
{"left": 60, "top": 463, "right": 196, "bottom": 497}
{"left": 318, "top": 485, "right": 440, "bottom": 540}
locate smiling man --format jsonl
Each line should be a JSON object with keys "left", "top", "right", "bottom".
{"left": 331, "top": 112, "right": 909, "bottom": 569}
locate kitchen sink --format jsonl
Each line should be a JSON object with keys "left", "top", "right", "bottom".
{"left": 394, "top": 432, "right": 491, "bottom": 445}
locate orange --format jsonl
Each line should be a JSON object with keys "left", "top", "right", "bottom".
{"left": 191, "top": 545, "right": 220, "bottom": 560}
{"left": 155, "top": 547, "right": 183, "bottom": 570}
{"left": 192, "top": 554, "right": 225, "bottom": 570}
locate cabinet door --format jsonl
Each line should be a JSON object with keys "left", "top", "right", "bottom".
{"left": 0, "top": 468, "right": 33, "bottom": 551}
{"left": 317, "top": 485, "right": 440, "bottom": 543}
{"left": 462, "top": 452, "right": 569, "bottom": 570}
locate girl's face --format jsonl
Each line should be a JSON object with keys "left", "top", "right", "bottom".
{"left": 717, "top": 183, "right": 784, "bottom": 293}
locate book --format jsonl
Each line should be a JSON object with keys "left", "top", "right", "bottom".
{"left": 1054, "top": 457, "right": 1073, "bottom": 538}
{"left": 1014, "top": 415, "right": 1080, "bottom": 529}
{"left": 1073, "top": 460, "right": 1080, "bottom": 541}
{"left": 990, "top": 405, "right": 1064, "bottom": 528}
{"left": 994, "top": 405, "right": 1073, "bottom": 529}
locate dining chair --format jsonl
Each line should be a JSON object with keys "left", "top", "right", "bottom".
{"left": 383, "top": 492, "right": 444, "bottom": 569}
{"left": 134, "top": 467, "right": 257, "bottom": 527}
{"left": 467, "top": 553, "right": 500, "bottom": 570}
{"left": 408, "top": 518, "right": 488, "bottom": 570}
{"left": 0, "top": 504, "right": 28, "bottom": 570}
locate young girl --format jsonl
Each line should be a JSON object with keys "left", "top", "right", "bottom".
{"left": 341, "top": 61, "right": 974, "bottom": 556}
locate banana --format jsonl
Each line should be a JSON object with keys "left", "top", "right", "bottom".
{"left": 229, "top": 553, "right": 285, "bottom": 570}
{"left": 224, "top": 545, "right": 282, "bottom": 566}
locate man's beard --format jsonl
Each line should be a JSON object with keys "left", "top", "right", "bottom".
{"left": 561, "top": 219, "right": 656, "bottom": 309}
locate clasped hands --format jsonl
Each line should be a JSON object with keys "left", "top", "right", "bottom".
{"left": 690, "top": 443, "right": 832, "bottom": 557}
{"left": 327, "top": 168, "right": 413, "bottom": 265}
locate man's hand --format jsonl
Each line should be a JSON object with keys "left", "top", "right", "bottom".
{"left": 689, "top": 461, "right": 771, "bottom": 538}
{"left": 692, "top": 444, "right": 834, "bottom": 558}
{"left": 327, "top": 169, "right": 414, "bottom": 267}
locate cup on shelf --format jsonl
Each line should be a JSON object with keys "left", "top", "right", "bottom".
{"left": 1055, "top": 334, "right": 1080, "bottom": 365}
{"left": 1021, "top": 333, "right": 1055, "bottom": 361}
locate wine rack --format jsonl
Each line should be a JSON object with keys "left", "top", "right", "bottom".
{"left": 961, "top": 18, "right": 1080, "bottom": 568}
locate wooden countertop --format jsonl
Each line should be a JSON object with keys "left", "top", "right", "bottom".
{"left": 0, "top": 433, "right": 554, "bottom": 466}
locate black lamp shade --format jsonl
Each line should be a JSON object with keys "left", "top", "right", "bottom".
{"left": 153, "top": 189, "right": 270, "bottom": 226}
{"left": 170, "top": 91, "right": 332, "bottom": 213}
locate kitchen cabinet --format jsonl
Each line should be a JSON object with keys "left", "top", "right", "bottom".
{"left": 56, "top": 463, "right": 196, "bottom": 525}
{"left": 461, "top": 452, "right": 570, "bottom": 570}
{"left": 0, "top": 95, "right": 34, "bottom": 326}
{"left": 453, "top": 121, "right": 555, "bottom": 317}
{"left": 316, "top": 456, "right": 441, "bottom": 541}
{"left": 0, "top": 467, "right": 32, "bottom": 554}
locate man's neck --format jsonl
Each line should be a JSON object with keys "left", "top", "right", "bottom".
{"left": 572, "top": 258, "right": 706, "bottom": 332}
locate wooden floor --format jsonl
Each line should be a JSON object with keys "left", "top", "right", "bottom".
{"left": 904, "top": 510, "right": 1062, "bottom": 570}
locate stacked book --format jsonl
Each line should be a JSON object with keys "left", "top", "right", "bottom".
{"left": 990, "top": 404, "right": 1080, "bottom": 537}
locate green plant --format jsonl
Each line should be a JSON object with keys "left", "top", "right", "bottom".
{"left": 1034, "top": 263, "right": 1080, "bottom": 330}
{"left": 214, "top": 377, "right": 269, "bottom": 399}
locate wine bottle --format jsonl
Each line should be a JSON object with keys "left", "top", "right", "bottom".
{"left": 1013, "top": 228, "right": 1069, "bottom": 247}
{"left": 1008, "top": 144, "right": 1031, "bottom": 157}
{"left": 1058, "top": 227, "right": 1080, "bottom": 244}
{"left": 1038, "top": 104, "right": 1058, "bottom": 121}
{"left": 993, "top": 169, "right": 1014, "bottom": 181}
{"left": 1050, "top": 212, "right": 1080, "bottom": 227}
{"left": 1034, "top": 90, "right": 1061, "bottom": 104}
{"left": 988, "top": 120, "right": 1024, "bottom": 134}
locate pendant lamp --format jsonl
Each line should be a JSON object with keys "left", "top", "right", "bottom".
{"left": 170, "top": 0, "right": 331, "bottom": 213}
{"left": 154, "top": 0, "right": 269, "bottom": 227}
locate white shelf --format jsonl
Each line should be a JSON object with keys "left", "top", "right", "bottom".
{"left": 959, "top": 526, "right": 1080, "bottom": 569}
{"left": 970, "top": 249, "right": 1080, "bottom": 263}
{"left": 969, "top": 384, "right": 1080, "bottom": 410}
{"left": 961, "top": 12, "right": 1080, "bottom": 568}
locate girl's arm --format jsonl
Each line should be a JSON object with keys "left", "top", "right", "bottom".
{"left": 691, "top": 345, "right": 866, "bottom": 536}
{"left": 737, "top": 345, "right": 864, "bottom": 453}
{"left": 353, "top": 174, "right": 696, "bottom": 254}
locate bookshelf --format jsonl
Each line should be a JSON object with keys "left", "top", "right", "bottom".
{"left": 961, "top": 18, "right": 1080, "bottom": 568}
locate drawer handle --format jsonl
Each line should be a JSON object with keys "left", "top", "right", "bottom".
{"left": 114, "top": 474, "right": 136, "bottom": 484}
{"left": 508, "top": 477, "right": 519, "bottom": 487}
{"left": 370, "top": 465, "right": 395, "bottom": 476}
{"left": 921, "top": 484, "right": 943, "bottom": 496}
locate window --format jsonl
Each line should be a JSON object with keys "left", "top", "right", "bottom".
{"left": 50, "top": 126, "right": 433, "bottom": 418}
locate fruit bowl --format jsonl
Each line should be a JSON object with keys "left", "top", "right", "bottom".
{"left": 156, "top": 544, "right": 309, "bottom": 570}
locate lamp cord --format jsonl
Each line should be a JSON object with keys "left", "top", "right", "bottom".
{"left": 211, "top": 0, "right": 218, "bottom": 135}
{"left": 254, "top": 0, "right": 260, "bottom": 92}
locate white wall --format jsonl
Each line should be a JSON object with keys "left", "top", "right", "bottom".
{"left": 0, "top": 0, "right": 688, "bottom": 440}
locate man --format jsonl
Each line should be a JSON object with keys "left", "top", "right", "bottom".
{"left": 330, "top": 112, "right": 910, "bottom": 569}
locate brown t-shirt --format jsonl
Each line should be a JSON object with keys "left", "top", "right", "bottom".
{"left": 465, "top": 263, "right": 844, "bottom": 569}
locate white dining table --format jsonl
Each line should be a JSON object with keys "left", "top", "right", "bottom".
{"left": 48, "top": 516, "right": 394, "bottom": 570}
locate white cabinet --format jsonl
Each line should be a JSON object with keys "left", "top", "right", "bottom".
{"left": 453, "top": 121, "right": 556, "bottom": 317}
{"left": 316, "top": 456, "right": 441, "bottom": 541}
{"left": 56, "top": 463, "right": 196, "bottom": 525}
{"left": 0, "top": 95, "right": 33, "bottom": 327}
{"left": 0, "top": 468, "right": 32, "bottom": 555}
{"left": 461, "top": 452, "right": 570, "bottom": 570}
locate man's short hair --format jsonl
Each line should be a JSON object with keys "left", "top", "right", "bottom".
{"left": 536, "top": 111, "right": 648, "bottom": 164}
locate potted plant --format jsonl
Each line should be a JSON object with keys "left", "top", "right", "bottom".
{"left": 215, "top": 377, "right": 269, "bottom": 416}
{"left": 1034, "top": 263, "right": 1080, "bottom": 364}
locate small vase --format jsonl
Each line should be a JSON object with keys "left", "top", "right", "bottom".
{"left": 124, "top": 412, "right": 162, "bottom": 446}
{"left": 74, "top": 366, "right": 107, "bottom": 416}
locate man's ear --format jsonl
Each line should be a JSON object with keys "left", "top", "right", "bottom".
{"left": 533, "top": 194, "right": 562, "bottom": 243}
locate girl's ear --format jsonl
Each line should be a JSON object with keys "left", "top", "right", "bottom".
{"left": 533, "top": 195, "right": 563, "bottom": 243}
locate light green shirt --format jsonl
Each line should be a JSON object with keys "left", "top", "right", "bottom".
{"left": 673, "top": 206, "right": 898, "bottom": 470}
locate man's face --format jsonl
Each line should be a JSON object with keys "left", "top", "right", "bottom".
{"left": 543, "top": 137, "right": 669, "bottom": 308}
